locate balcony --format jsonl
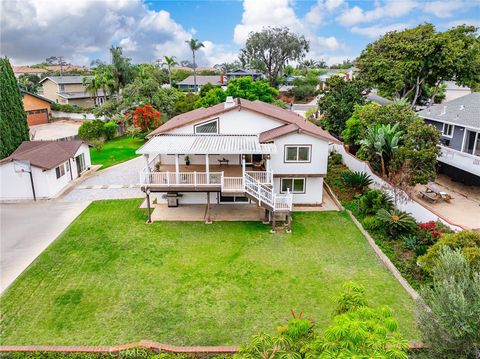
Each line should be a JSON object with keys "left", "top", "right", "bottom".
{"left": 438, "top": 145, "right": 480, "bottom": 177}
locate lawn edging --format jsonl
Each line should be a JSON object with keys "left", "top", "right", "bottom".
{"left": 346, "top": 210, "right": 420, "bottom": 301}
{"left": 0, "top": 340, "right": 238, "bottom": 355}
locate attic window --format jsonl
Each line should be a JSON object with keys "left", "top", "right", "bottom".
{"left": 194, "top": 118, "right": 218, "bottom": 134}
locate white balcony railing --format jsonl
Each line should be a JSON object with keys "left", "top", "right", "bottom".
{"left": 140, "top": 169, "right": 293, "bottom": 212}
{"left": 438, "top": 146, "right": 480, "bottom": 177}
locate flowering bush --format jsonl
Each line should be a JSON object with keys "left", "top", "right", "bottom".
{"left": 132, "top": 105, "right": 161, "bottom": 132}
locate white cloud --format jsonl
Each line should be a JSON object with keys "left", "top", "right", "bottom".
{"left": 233, "top": 0, "right": 301, "bottom": 44}
{"left": 314, "top": 36, "right": 343, "bottom": 51}
{"left": 422, "top": 1, "right": 472, "bottom": 18}
{"left": 0, "top": 0, "right": 223, "bottom": 66}
{"left": 351, "top": 23, "right": 410, "bottom": 37}
{"left": 337, "top": 0, "right": 418, "bottom": 26}
{"left": 305, "top": 0, "right": 345, "bottom": 26}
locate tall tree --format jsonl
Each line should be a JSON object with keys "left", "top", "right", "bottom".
{"left": 317, "top": 76, "right": 367, "bottom": 137}
{"left": 0, "top": 57, "right": 29, "bottom": 159}
{"left": 83, "top": 76, "right": 100, "bottom": 105}
{"left": 162, "top": 55, "right": 178, "bottom": 86}
{"left": 185, "top": 38, "right": 205, "bottom": 92}
{"left": 356, "top": 24, "right": 480, "bottom": 107}
{"left": 239, "top": 27, "right": 310, "bottom": 86}
{"left": 109, "top": 46, "right": 134, "bottom": 92}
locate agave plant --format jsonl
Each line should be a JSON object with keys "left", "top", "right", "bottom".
{"left": 342, "top": 171, "right": 373, "bottom": 193}
{"left": 376, "top": 208, "right": 417, "bottom": 237}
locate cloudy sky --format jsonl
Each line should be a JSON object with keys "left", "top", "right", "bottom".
{"left": 1, "top": 0, "right": 479, "bottom": 67}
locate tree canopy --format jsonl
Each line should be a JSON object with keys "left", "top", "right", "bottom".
{"left": 356, "top": 23, "right": 480, "bottom": 107}
{"left": 240, "top": 27, "right": 309, "bottom": 86}
{"left": 0, "top": 57, "right": 29, "bottom": 159}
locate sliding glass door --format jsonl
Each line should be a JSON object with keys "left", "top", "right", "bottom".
{"left": 463, "top": 130, "right": 480, "bottom": 156}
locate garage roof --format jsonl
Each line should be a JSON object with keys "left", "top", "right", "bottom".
{"left": 136, "top": 134, "right": 277, "bottom": 155}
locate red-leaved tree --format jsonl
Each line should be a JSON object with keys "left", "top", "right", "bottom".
{"left": 132, "top": 105, "right": 161, "bottom": 132}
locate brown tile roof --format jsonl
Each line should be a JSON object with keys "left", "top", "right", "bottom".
{"left": 148, "top": 98, "right": 339, "bottom": 143}
{"left": 259, "top": 124, "right": 299, "bottom": 142}
{"left": 13, "top": 66, "right": 47, "bottom": 74}
{"left": 0, "top": 141, "right": 84, "bottom": 170}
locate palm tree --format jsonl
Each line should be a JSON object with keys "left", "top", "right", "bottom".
{"left": 83, "top": 76, "right": 100, "bottom": 106}
{"left": 162, "top": 55, "right": 177, "bottom": 87}
{"left": 185, "top": 38, "right": 204, "bottom": 92}
{"left": 359, "top": 123, "right": 403, "bottom": 176}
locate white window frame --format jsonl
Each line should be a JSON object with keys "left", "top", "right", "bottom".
{"left": 442, "top": 123, "right": 454, "bottom": 138}
{"left": 194, "top": 118, "right": 219, "bottom": 134}
{"left": 55, "top": 164, "right": 65, "bottom": 179}
{"left": 280, "top": 178, "right": 306, "bottom": 194}
{"left": 284, "top": 145, "right": 311, "bottom": 163}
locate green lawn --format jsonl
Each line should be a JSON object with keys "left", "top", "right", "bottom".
{"left": 90, "top": 136, "right": 145, "bottom": 169}
{"left": 0, "top": 200, "right": 417, "bottom": 345}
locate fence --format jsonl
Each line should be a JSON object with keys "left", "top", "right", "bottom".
{"left": 330, "top": 143, "right": 463, "bottom": 231}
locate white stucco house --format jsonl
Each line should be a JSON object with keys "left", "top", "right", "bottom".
{"left": 0, "top": 140, "right": 91, "bottom": 201}
{"left": 137, "top": 97, "right": 339, "bottom": 229}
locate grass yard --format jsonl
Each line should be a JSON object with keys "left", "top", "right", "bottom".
{"left": 0, "top": 200, "right": 417, "bottom": 346}
{"left": 90, "top": 136, "right": 145, "bottom": 169}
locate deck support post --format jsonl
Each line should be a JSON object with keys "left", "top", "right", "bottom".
{"left": 146, "top": 189, "right": 152, "bottom": 223}
{"left": 144, "top": 154, "right": 150, "bottom": 171}
{"left": 205, "top": 154, "right": 210, "bottom": 184}
{"left": 271, "top": 214, "right": 276, "bottom": 233}
{"left": 175, "top": 154, "right": 180, "bottom": 184}
{"left": 205, "top": 192, "right": 212, "bottom": 224}
{"left": 286, "top": 213, "right": 292, "bottom": 233}
{"left": 263, "top": 209, "right": 270, "bottom": 224}
{"left": 242, "top": 155, "right": 246, "bottom": 177}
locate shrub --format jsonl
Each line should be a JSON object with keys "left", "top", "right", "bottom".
{"left": 125, "top": 125, "right": 143, "bottom": 139}
{"left": 342, "top": 171, "right": 373, "bottom": 193}
{"left": 417, "top": 230, "right": 480, "bottom": 273}
{"left": 376, "top": 209, "right": 417, "bottom": 238}
{"left": 103, "top": 120, "right": 117, "bottom": 140}
{"left": 51, "top": 103, "right": 94, "bottom": 113}
{"left": 132, "top": 104, "right": 161, "bottom": 132}
{"left": 333, "top": 281, "right": 367, "bottom": 314}
{"left": 78, "top": 120, "right": 106, "bottom": 141}
{"left": 329, "top": 152, "right": 342, "bottom": 165}
{"left": 362, "top": 215, "right": 383, "bottom": 231}
{"left": 416, "top": 248, "right": 480, "bottom": 358}
{"left": 90, "top": 138, "right": 104, "bottom": 152}
{"left": 291, "top": 84, "right": 316, "bottom": 101}
{"left": 358, "top": 189, "right": 393, "bottom": 216}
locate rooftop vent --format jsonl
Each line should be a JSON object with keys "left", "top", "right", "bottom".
{"left": 224, "top": 96, "right": 235, "bottom": 109}
{"left": 460, "top": 104, "right": 465, "bottom": 110}
{"left": 440, "top": 106, "right": 447, "bottom": 115}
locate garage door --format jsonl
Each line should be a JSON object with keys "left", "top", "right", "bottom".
{"left": 27, "top": 109, "right": 49, "bottom": 126}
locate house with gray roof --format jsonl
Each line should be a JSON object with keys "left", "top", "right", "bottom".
{"left": 177, "top": 75, "right": 226, "bottom": 92}
{"left": 225, "top": 69, "right": 264, "bottom": 82}
{"left": 39, "top": 76, "right": 106, "bottom": 108}
{"left": 418, "top": 92, "right": 480, "bottom": 184}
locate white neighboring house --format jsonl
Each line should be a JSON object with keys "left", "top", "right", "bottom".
{"left": 443, "top": 81, "right": 472, "bottom": 103}
{"left": 0, "top": 140, "right": 91, "bottom": 201}
{"left": 137, "top": 97, "right": 339, "bottom": 227}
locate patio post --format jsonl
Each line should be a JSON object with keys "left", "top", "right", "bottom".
{"left": 175, "top": 154, "right": 180, "bottom": 184}
{"left": 205, "top": 154, "right": 210, "bottom": 184}
{"left": 242, "top": 155, "right": 246, "bottom": 176}
{"left": 146, "top": 188, "right": 152, "bottom": 223}
{"left": 144, "top": 154, "right": 150, "bottom": 171}
{"left": 205, "top": 192, "right": 212, "bottom": 224}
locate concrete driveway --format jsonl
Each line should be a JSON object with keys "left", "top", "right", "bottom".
{"left": 0, "top": 201, "right": 90, "bottom": 293}
{"left": 30, "top": 120, "right": 81, "bottom": 140}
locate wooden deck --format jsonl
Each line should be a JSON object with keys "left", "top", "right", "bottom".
{"left": 157, "top": 164, "right": 243, "bottom": 177}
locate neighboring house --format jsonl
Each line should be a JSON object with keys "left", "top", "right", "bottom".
{"left": 418, "top": 93, "right": 480, "bottom": 185}
{"left": 45, "top": 65, "right": 90, "bottom": 73}
{"left": 443, "top": 81, "right": 472, "bottom": 103}
{"left": 318, "top": 68, "right": 357, "bottom": 90}
{"left": 137, "top": 97, "right": 339, "bottom": 227}
{"left": 0, "top": 140, "right": 91, "bottom": 200}
{"left": 21, "top": 91, "right": 53, "bottom": 126}
{"left": 177, "top": 75, "right": 226, "bottom": 92}
{"left": 13, "top": 66, "right": 47, "bottom": 78}
{"left": 39, "top": 76, "right": 106, "bottom": 108}
{"left": 366, "top": 93, "right": 393, "bottom": 106}
{"left": 225, "top": 69, "right": 263, "bottom": 82}
{"left": 279, "top": 75, "right": 304, "bottom": 92}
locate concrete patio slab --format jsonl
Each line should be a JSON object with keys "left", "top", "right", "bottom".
{"left": 30, "top": 120, "right": 81, "bottom": 140}
{"left": 150, "top": 204, "right": 265, "bottom": 222}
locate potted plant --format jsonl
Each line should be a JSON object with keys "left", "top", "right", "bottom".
{"left": 185, "top": 156, "right": 190, "bottom": 166}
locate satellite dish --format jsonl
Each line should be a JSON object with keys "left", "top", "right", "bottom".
{"left": 13, "top": 160, "right": 31, "bottom": 173}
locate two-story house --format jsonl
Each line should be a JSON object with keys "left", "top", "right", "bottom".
{"left": 137, "top": 97, "right": 339, "bottom": 229}
{"left": 418, "top": 92, "right": 480, "bottom": 185}
{"left": 39, "top": 76, "right": 106, "bottom": 108}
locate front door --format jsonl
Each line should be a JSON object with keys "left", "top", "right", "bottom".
{"left": 75, "top": 153, "right": 85, "bottom": 176}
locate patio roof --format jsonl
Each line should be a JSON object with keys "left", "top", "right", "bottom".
{"left": 136, "top": 134, "right": 277, "bottom": 155}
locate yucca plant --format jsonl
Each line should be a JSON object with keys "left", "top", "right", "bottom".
{"left": 376, "top": 208, "right": 417, "bottom": 238}
{"left": 342, "top": 171, "right": 373, "bottom": 193}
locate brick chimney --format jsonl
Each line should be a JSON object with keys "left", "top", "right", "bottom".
{"left": 224, "top": 96, "right": 235, "bottom": 109}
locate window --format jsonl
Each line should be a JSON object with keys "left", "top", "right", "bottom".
{"left": 59, "top": 84, "right": 65, "bottom": 92}
{"left": 280, "top": 178, "right": 305, "bottom": 193}
{"left": 284, "top": 145, "right": 311, "bottom": 162}
{"left": 442, "top": 123, "right": 454, "bottom": 137}
{"left": 55, "top": 164, "right": 65, "bottom": 179}
{"left": 194, "top": 119, "right": 218, "bottom": 134}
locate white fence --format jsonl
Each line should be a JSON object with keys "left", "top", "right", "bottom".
{"left": 330, "top": 143, "right": 463, "bottom": 231}
{"left": 52, "top": 111, "right": 106, "bottom": 121}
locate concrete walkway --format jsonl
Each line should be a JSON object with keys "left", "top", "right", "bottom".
{"left": 0, "top": 201, "right": 90, "bottom": 293}
{"left": 60, "top": 156, "right": 144, "bottom": 202}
